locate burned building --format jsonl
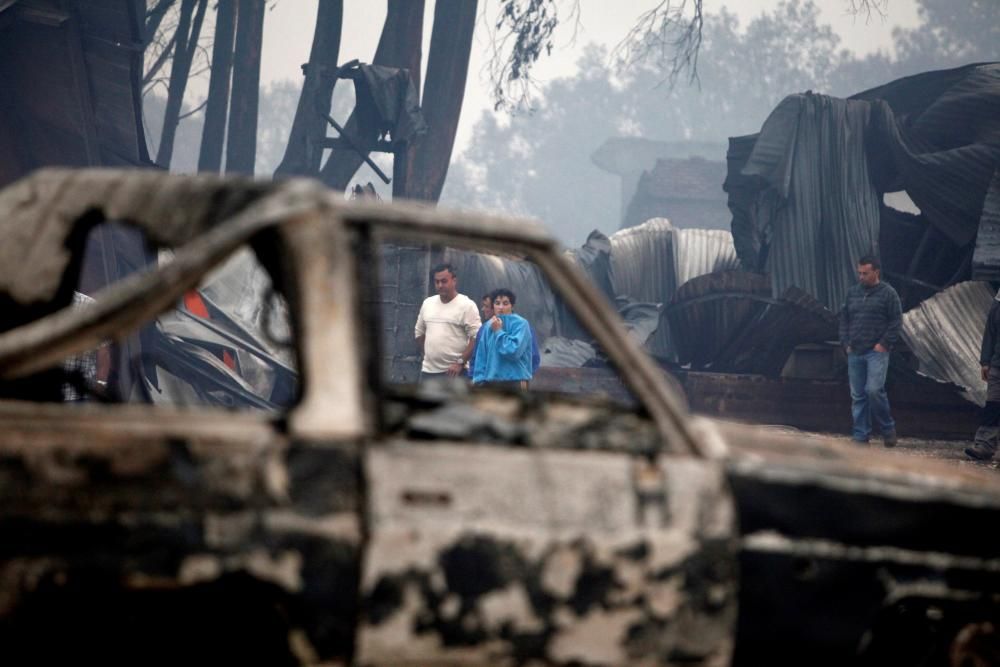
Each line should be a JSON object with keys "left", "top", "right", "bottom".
{"left": 621, "top": 157, "right": 731, "bottom": 232}
{"left": 591, "top": 137, "right": 726, "bottom": 228}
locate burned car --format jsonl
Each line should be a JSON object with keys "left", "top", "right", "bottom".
{"left": 0, "top": 169, "right": 997, "bottom": 666}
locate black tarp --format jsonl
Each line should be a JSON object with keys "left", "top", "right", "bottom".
{"left": 355, "top": 64, "right": 428, "bottom": 145}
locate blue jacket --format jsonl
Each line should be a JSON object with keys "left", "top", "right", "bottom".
{"left": 469, "top": 319, "right": 540, "bottom": 378}
{"left": 472, "top": 314, "right": 534, "bottom": 383}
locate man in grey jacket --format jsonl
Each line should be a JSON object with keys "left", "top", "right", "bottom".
{"left": 839, "top": 255, "right": 902, "bottom": 447}
{"left": 966, "top": 291, "right": 1000, "bottom": 461}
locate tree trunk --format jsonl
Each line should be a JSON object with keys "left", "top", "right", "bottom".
{"left": 197, "top": 0, "right": 237, "bottom": 173}
{"left": 274, "top": 0, "right": 344, "bottom": 177}
{"left": 225, "top": 0, "right": 265, "bottom": 175}
{"left": 317, "top": 0, "right": 424, "bottom": 190}
{"left": 404, "top": 0, "right": 477, "bottom": 202}
{"left": 156, "top": 0, "right": 207, "bottom": 169}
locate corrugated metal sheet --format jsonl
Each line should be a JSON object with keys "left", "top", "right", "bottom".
{"left": 972, "top": 170, "right": 1000, "bottom": 281}
{"left": 610, "top": 219, "right": 741, "bottom": 360}
{"left": 734, "top": 94, "right": 881, "bottom": 312}
{"left": 901, "top": 280, "right": 994, "bottom": 406}
{"left": 673, "top": 228, "right": 741, "bottom": 286}
{"left": 709, "top": 287, "right": 838, "bottom": 376}
{"left": 728, "top": 63, "right": 1000, "bottom": 313}
{"left": 610, "top": 218, "right": 677, "bottom": 358}
{"left": 856, "top": 63, "right": 1000, "bottom": 247}
{"left": 443, "top": 248, "right": 560, "bottom": 340}
{"left": 666, "top": 270, "right": 772, "bottom": 368}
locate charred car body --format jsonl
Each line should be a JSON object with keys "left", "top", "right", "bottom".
{"left": 0, "top": 169, "right": 997, "bottom": 666}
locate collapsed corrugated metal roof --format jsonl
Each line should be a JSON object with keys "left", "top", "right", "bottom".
{"left": 726, "top": 62, "right": 1000, "bottom": 312}
{"left": 610, "top": 219, "right": 739, "bottom": 359}
{"left": 901, "top": 280, "right": 994, "bottom": 406}
{"left": 725, "top": 94, "right": 882, "bottom": 312}
{"left": 439, "top": 221, "right": 738, "bottom": 364}
{"left": 674, "top": 228, "right": 741, "bottom": 287}
{"left": 667, "top": 278, "right": 838, "bottom": 377}
{"left": 665, "top": 270, "right": 772, "bottom": 368}
{"left": 708, "top": 286, "right": 838, "bottom": 376}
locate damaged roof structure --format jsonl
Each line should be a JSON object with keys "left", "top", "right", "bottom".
{"left": 498, "top": 63, "right": 1000, "bottom": 438}
{"left": 332, "top": 60, "right": 998, "bottom": 444}
{"left": 725, "top": 62, "right": 1000, "bottom": 314}
{"left": 716, "top": 62, "right": 1000, "bottom": 422}
{"left": 621, "top": 157, "right": 731, "bottom": 232}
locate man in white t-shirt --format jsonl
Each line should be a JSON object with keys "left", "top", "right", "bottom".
{"left": 415, "top": 263, "right": 481, "bottom": 380}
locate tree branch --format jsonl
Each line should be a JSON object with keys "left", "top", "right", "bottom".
{"left": 142, "top": 30, "right": 177, "bottom": 86}
{"left": 178, "top": 99, "right": 208, "bottom": 120}
{"left": 486, "top": 0, "right": 579, "bottom": 112}
{"left": 610, "top": 0, "right": 704, "bottom": 89}
{"left": 845, "top": 0, "right": 889, "bottom": 23}
{"left": 144, "top": 0, "right": 174, "bottom": 44}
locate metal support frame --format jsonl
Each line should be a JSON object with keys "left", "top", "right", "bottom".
{"left": 314, "top": 59, "right": 414, "bottom": 199}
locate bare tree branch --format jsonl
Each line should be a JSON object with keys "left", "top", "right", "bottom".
{"left": 145, "top": 0, "right": 174, "bottom": 43}
{"left": 610, "top": 0, "right": 704, "bottom": 89}
{"left": 845, "top": 0, "right": 889, "bottom": 23}
{"left": 142, "top": 30, "right": 177, "bottom": 86}
{"left": 178, "top": 99, "right": 208, "bottom": 120}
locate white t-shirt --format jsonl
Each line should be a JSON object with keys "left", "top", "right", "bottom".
{"left": 415, "top": 294, "right": 481, "bottom": 373}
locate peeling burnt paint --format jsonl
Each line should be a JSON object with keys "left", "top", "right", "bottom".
{"left": 359, "top": 532, "right": 736, "bottom": 666}
{"left": 358, "top": 441, "right": 737, "bottom": 665}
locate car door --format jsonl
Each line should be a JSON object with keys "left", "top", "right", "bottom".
{"left": 354, "top": 218, "right": 739, "bottom": 666}
{"left": 0, "top": 176, "right": 369, "bottom": 666}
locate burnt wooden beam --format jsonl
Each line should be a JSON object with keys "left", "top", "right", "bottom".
{"left": 62, "top": 4, "right": 102, "bottom": 166}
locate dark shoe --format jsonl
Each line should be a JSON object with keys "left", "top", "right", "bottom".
{"left": 852, "top": 438, "right": 870, "bottom": 446}
{"left": 882, "top": 430, "right": 897, "bottom": 448}
{"left": 965, "top": 443, "right": 996, "bottom": 462}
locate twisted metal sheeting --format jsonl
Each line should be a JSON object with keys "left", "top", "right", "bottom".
{"left": 901, "top": 281, "right": 994, "bottom": 406}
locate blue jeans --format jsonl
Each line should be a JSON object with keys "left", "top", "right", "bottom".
{"left": 847, "top": 350, "right": 895, "bottom": 441}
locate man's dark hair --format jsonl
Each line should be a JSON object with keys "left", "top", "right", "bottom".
{"left": 431, "top": 263, "right": 456, "bottom": 279}
{"left": 493, "top": 287, "right": 516, "bottom": 305}
{"left": 481, "top": 291, "right": 496, "bottom": 302}
{"left": 857, "top": 255, "right": 881, "bottom": 270}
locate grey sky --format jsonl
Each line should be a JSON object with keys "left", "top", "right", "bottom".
{"left": 257, "top": 1, "right": 922, "bottom": 153}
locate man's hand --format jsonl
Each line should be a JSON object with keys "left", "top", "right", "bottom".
{"left": 446, "top": 361, "right": 464, "bottom": 377}
{"left": 874, "top": 343, "right": 888, "bottom": 353}
{"left": 983, "top": 365, "right": 990, "bottom": 382}
{"left": 490, "top": 315, "right": 502, "bottom": 332}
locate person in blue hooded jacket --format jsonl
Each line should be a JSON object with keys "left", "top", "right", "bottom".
{"left": 472, "top": 288, "right": 534, "bottom": 389}
{"left": 468, "top": 290, "right": 540, "bottom": 379}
